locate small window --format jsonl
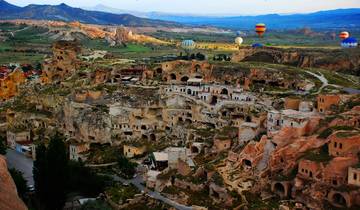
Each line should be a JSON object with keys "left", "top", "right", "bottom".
{"left": 334, "top": 142, "right": 337, "bottom": 148}
{"left": 339, "top": 143, "right": 343, "bottom": 149}
{"left": 354, "top": 173, "right": 357, "bottom": 180}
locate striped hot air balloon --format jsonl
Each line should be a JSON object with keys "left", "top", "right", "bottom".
{"left": 339, "top": 31, "right": 349, "bottom": 40}
{"left": 255, "top": 23, "right": 266, "bottom": 37}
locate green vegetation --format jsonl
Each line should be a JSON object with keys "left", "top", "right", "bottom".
{"left": 117, "top": 156, "right": 137, "bottom": 179}
{"left": 301, "top": 144, "right": 332, "bottom": 163}
{"left": 80, "top": 200, "right": 112, "bottom": 210}
{"left": 244, "top": 191, "right": 280, "bottom": 210}
{"left": 33, "top": 133, "right": 110, "bottom": 210}
{"left": 9, "top": 168, "right": 28, "bottom": 201}
{"left": 80, "top": 39, "right": 151, "bottom": 54}
{"left": 33, "top": 133, "right": 68, "bottom": 210}
{"left": 106, "top": 183, "right": 139, "bottom": 204}
{"left": 87, "top": 144, "right": 122, "bottom": 164}
{"left": 175, "top": 173, "right": 206, "bottom": 185}
{"left": 318, "top": 126, "right": 355, "bottom": 139}
{"left": 211, "top": 172, "right": 225, "bottom": 187}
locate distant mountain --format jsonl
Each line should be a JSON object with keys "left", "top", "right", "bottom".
{"left": 0, "top": 0, "right": 179, "bottom": 27}
{"left": 148, "top": 9, "right": 360, "bottom": 29}
{"left": 82, "top": 4, "right": 360, "bottom": 30}
{"left": 83, "top": 4, "right": 148, "bottom": 18}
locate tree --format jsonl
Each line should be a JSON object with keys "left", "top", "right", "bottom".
{"left": 67, "top": 160, "right": 108, "bottom": 197}
{"left": 117, "top": 156, "right": 137, "bottom": 179}
{"left": 33, "top": 133, "right": 69, "bottom": 210}
{"left": 9, "top": 168, "right": 28, "bottom": 201}
{"left": 45, "top": 133, "right": 68, "bottom": 210}
{"left": 0, "top": 136, "right": 7, "bottom": 155}
{"left": 33, "top": 143, "right": 47, "bottom": 202}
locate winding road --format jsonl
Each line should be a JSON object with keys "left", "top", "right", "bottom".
{"left": 5, "top": 149, "right": 34, "bottom": 186}
{"left": 110, "top": 174, "right": 193, "bottom": 210}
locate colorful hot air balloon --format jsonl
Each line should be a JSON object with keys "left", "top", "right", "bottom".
{"left": 235, "top": 37, "right": 243, "bottom": 46}
{"left": 255, "top": 23, "right": 266, "bottom": 37}
{"left": 339, "top": 31, "right": 349, "bottom": 40}
{"left": 181, "top": 40, "right": 196, "bottom": 51}
{"left": 341, "top": 37, "right": 358, "bottom": 48}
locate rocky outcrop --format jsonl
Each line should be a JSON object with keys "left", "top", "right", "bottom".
{"left": 108, "top": 27, "right": 168, "bottom": 46}
{"left": 232, "top": 47, "right": 360, "bottom": 75}
{"left": 0, "top": 156, "right": 27, "bottom": 210}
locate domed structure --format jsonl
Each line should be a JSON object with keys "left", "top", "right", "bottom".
{"left": 181, "top": 40, "right": 196, "bottom": 51}
{"left": 341, "top": 37, "right": 358, "bottom": 48}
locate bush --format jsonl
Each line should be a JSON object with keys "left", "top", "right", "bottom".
{"left": 0, "top": 136, "right": 7, "bottom": 155}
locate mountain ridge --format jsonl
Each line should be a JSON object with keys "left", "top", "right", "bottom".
{"left": 84, "top": 3, "right": 360, "bottom": 29}
{"left": 0, "top": 0, "right": 180, "bottom": 27}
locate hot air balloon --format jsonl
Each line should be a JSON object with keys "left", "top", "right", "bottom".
{"left": 252, "top": 43, "right": 263, "bottom": 48}
{"left": 235, "top": 37, "right": 243, "bottom": 47}
{"left": 255, "top": 23, "right": 266, "bottom": 37}
{"left": 181, "top": 40, "right": 196, "bottom": 51}
{"left": 339, "top": 31, "right": 349, "bottom": 40}
{"left": 341, "top": 37, "right": 358, "bottom": 48}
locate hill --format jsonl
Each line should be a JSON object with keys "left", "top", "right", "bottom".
{"left": 0, "top": 0, "right": 179, "bottom": 27}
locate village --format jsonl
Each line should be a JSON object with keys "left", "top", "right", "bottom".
{"left": 1, "top": 39, "right": 360, "bottom": 210}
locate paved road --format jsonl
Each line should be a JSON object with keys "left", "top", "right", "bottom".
{"left": 111, "top": 174, "right": 193, "bottom": 210}
{"left": 5, "top": 149, "right": 34, "bottom": 186}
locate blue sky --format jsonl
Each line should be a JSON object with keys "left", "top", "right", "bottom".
{"left": 7, "top": 0, "right": 360, "bottom": 15}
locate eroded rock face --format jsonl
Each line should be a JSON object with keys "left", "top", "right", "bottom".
{"left": 110, "top": 27, "right": 168, "bottom": 46}
{"left": 0, "top": 156, "right": 27, "bottom": 210}
{"left": 269, "top": 136, "right": 328, "bottom": 175}
{"left": 232, "top": 47, "right": 360, "bottom": 75}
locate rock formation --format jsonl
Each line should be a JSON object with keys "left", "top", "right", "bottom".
{"left": 0, "top": 156, "right": 27, "bottom": 210}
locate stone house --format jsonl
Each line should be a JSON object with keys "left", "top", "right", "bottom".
{"left": 267, "top": 109, "right": 321, "bottom": 136}
{"left": 123, "top": 144, "right": 146, "bottom": 158}
{"left": 298, "top": 159, "right": 321, "bottom": 180}
{"left": 317, "top": 94, "right": 341, "bottom": 113}
{"left": 213, "top": 138, "right": 231, "bottom": 152}
{"left": 6, "top": 130, "right": 31, "bottom": 149}
{"left": 328, "top": 132, "right": 360, "bottom": 157}
{"left": 348, "top": 167, "right": 360, "bottom": 187}
{"left": 284, "top": 98, "right": 301, "bottom": 110}
{"left": 69, "top": 141, "right": 90, "bottom": 161}
{"left": 166, "top": 147, "right": 188, "bottom": 169}
{"left": 238, "top": 122, "right": 260, "bottom": 145}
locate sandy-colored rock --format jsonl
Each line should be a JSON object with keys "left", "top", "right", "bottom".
{"left": 0, "top": 156, "right": 27, "bottom": 210}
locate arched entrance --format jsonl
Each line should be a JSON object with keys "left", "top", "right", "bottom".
{"left": 274, "top": 183, "right": 285, "bottom": 196}
{"left": 191, "top": 146, "right": 199, "bottom": 154}
{"left": 220, "top": 88, "right": 228, "bottom": 95}
{"left": 243, "top": 159, "right": 252, "bottom": 167}
{"left": 170, "top": 73, "right": 176, "bottom": 80}
{"left": 332, "top": 193, "right": 347, "bottom": 207}
{"left": 150, "top": 133, "right": 156, "bottom": 141}
{"left": 181, "top": 76, "right": 189, "bottom": 82}
{"left": 210, "top": 96, "right": 218, "bottom": 105}
{"left": 156, "top": 68, "right": 163, "bottom": 74}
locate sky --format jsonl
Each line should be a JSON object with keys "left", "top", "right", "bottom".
{"left": 7, "top": 0, "right": 360, "bottom": 15}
